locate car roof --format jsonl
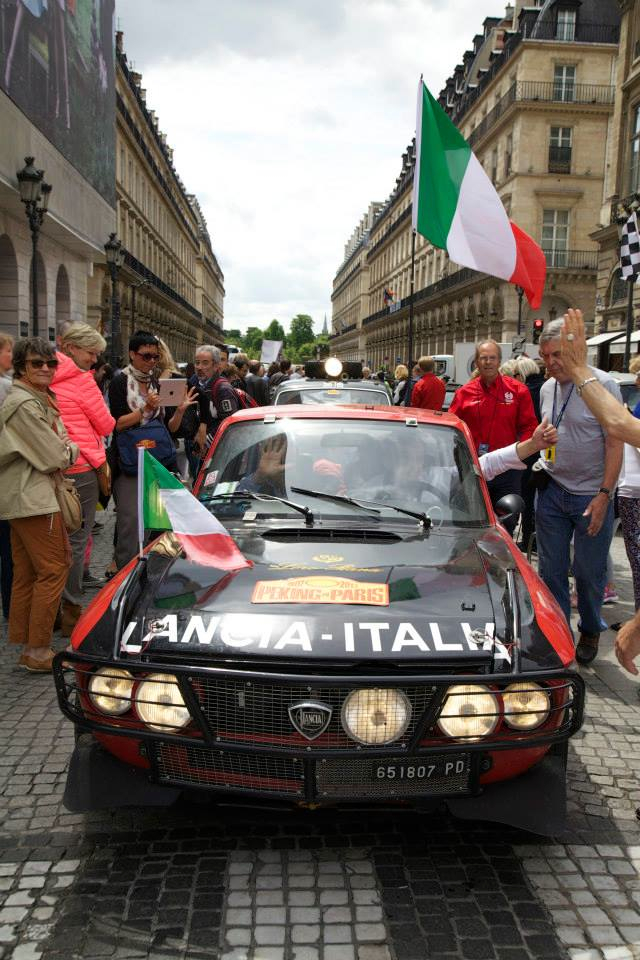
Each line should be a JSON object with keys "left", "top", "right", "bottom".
{"left": 276, "top": 379, "right": 388, "bottom": 390}
{"left": 222, "top": 403, "right": 464, "bottom": 428}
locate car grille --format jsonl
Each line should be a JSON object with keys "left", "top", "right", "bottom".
{"left": 187, "top": 676, "right": 437, "bottom": 749}
{"left": 154, "top": 742, "right": 304, "bottom": 796}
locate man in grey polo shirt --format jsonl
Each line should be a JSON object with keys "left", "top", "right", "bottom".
{"left": 536, "top": 319, "right": 623, "bottom": 665}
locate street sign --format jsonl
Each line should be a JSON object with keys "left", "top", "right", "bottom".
{"left": 511, "top": 334, "right": 526, "bottom": 358}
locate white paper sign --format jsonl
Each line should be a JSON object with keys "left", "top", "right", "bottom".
{"left": 261, "top": 340, "right": 283, "bottom": 365}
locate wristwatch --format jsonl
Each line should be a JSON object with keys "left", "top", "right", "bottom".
{"left": 598, "top": 486, "right": 614, "bottom": 501}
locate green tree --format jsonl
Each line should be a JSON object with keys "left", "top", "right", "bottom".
{"left": 263, "top": 319, "right": 286, "bottom": 342}
{"left": 288, "top": 314, "right": 315, "bottom": 350}
{"left": 243, "top": 327, "right": 263, "bottom": 358}
{"left": 224, "top": 328, "right": 243, "bottom": 344}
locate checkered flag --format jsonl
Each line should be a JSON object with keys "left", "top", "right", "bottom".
{"left": 620, "top": 211, "right": 640, "bottom": 281}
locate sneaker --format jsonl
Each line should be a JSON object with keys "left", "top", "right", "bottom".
{"left": 82, "top": 572, "right": 105, "bottom": 588}
{"left": 602, "top": 586, "right": 619, "bottom": 604}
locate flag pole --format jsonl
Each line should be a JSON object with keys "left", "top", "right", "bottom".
{"left": 624, "top": 278, "right": 635, "bottom": 374}
{"left": 137, "top": 446, "right": 145, "bottom": 560}
{"left": 405, "top": 229, "right": 416, "bottom": 406}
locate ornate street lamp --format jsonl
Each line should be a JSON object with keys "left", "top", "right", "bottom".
{"left": 17, "top": 157, "right": 51, "bottom": 337}
{"left": 104, "top": 232, "right": 125, "bottom": 367}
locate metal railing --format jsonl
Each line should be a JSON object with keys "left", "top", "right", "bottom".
{"left": 468, "top": 81, "right": 614, "bottom": 148}
{"left": 544, "top": 249, "right": 598, "bottom": 270}
{"left": 528, "top": 22, "right": 620, "bottom": 45}
{"left": 362, "top": 267, "right": 478, "bottom": 327}
{"left": 548, "top": 145, "right": 572, "bottom": 174}
{"left": 123, "top": 251, "right": 202, "bottom": 321}
{"left": 329, "top": 323, "right": 357, "bottom": 339}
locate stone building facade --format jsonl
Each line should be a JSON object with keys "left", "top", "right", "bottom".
{"left": 330, "top": 0, "right": 621, "bottom": 370}
{"left": 0, "top": 64, "right": 115, "bottom": 341}
{"left": 590, "top": 0, "right": 640, "bottom": 369}
{"left": 91, "top": 33, "right": 224, "bottom": 363}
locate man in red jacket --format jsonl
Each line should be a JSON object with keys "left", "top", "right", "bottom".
{"left": 410, "top": 356, "right": 446, "bottom": 411}
{"left": 449, "top": 339, "right": 538, "bottom": 531}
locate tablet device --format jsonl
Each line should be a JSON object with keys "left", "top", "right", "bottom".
{"left": 158, "top": 378, "right": 187, "bottom": 406}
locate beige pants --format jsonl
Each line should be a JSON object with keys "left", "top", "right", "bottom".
{"left": 9, "top": 512, "right": 69, "bottom": 649}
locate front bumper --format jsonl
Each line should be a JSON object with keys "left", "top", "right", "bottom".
{"left": 54, "top": 652, "right": 584, "bottom": 822}
{"left": 65, "top": 734, "right": 570, "bottom": 835}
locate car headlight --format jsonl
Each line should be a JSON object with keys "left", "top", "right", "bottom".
{"left": 437, "top": 684, "right": 499, "bottom": 739}
{"left": 88, "top": 668, "right": 134, "bottom": 716}
{"left": 135, "top": 673, "right": 191, "bottom": 732}
{"left": 502, "top": 682, "right": 550, "bottom": 730}
{"left": 341, "top": 688, "right": 411, "bottom": 745}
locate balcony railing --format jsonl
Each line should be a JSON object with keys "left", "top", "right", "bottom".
{"left": 528, "top": 22, "right": 620, "bottom": 45}
{"left": 544, "top": 249, "right": 598, "bottom": 270}
{"left": 362, "top": 267, "right": 478, "bottom": 327}
{"left": 548, "top": 145, "right": 572, "bottom": 174}
{"left": 123, "top": 251, "right": 202, "bottom": 321}
{"left": 329, "top": 323, "right": 357, "bottom": 339}
{"left": 467, "top": 80, "right": 615, "bottom": 148}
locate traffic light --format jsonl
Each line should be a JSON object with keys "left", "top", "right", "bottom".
{"left": 533, "top": 318, "right": 544, "bottom": 344}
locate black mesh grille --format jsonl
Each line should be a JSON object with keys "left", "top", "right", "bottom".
{"left": 316, "top": 753, "right": 471, "bottom": 799}
{"left": 188, "top": 677, "right": 436, "bottom": 749}
{"left": 154, "top": 742, "right": 304, "bottom": 795}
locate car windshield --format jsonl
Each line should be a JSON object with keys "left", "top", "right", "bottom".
{"left": 275, "top": 386, "right": 390, "bottom": 406}
{"left": 198, "top": 418, "right": 489, "bottom": 527}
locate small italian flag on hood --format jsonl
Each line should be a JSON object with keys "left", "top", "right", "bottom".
{"left": 412, "top": 80, "right": 546, "bottom": 309}
{"left": 138, "top": 449, "right": 251, "bottom": 571}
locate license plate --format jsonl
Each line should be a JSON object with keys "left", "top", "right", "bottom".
{"left": 373, "top": 757, "right": 469, "bottom": 782}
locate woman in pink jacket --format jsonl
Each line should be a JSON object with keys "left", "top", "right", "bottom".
{"left": 52, "top": 323, "right": 115, "bottom": 635}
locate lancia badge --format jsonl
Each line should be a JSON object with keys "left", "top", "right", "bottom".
{"left": 288, "top": 701, "right": 332, "bottom": 740}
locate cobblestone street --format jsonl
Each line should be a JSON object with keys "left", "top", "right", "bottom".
{"left": 0, "top": 513, "right": 639, "bottom": 960}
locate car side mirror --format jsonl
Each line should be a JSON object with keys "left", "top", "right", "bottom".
{"left": 494, "top": 494, "right": 525, "bottom": 523}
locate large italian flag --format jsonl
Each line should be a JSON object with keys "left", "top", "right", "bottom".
{"left": 412, "top": 80, "right": 546, "bottom": 309}
{"left": 138, "top": 449, "right": 251, "bottom": 571}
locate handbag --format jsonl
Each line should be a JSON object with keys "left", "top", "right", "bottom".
{"left": 96, "top": 460, "right": 111, "bottom": 498}
{"left": 115, "top": 417, "right": 177, "bottom": 476}
{"left": 54, "top": 472, "right": 83, "bottom": 534}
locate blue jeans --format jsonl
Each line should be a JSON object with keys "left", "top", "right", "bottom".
{"left": 536, "top": 479, "right": 614, "bottom": 636}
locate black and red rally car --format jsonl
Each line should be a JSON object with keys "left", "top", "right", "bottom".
{"left": 54, "top": 405, "right": 584, "bottom": 834}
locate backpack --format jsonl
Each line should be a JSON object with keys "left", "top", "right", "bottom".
{"left": 211, "top": 378, "right": 258, "bottom": 411}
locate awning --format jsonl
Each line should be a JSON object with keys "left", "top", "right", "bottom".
{"left": 586, "top": 331, "right": 627, "bottom": 346}
{"left": 609, "top": 330, "right": 640, "bottom": 353}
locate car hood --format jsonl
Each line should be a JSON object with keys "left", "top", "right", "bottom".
{"left": 83, "top": 524, "right": 567, "bottom": 673}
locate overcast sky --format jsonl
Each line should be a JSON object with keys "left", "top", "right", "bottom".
{"left": 117, "top": 0, "right": 489, "bottom": 335}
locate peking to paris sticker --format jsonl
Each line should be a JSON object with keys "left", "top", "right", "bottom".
{"left": 252, "top": 576, "right": 389, "bottom": 606}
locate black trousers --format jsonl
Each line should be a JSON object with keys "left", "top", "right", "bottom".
{"left": 0, "top": 519, "right": 12, "bottom": 619}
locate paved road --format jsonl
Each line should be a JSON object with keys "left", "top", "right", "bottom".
{"left": 0, "top": 513, "right": 639, "bottom": 960}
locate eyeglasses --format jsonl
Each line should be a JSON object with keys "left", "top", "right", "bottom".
{"left": 135, "top": 352, "right": 159, "bottom": 362}
{"left": 27, "top": 358, "right": 58, "bottom": 369}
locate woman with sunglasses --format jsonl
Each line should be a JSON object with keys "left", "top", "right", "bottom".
{"left": 108, "top": 330, "right": 196, "bottom": 570}
{"left": 0, "top": 337, "right": 78, "bottom": 672}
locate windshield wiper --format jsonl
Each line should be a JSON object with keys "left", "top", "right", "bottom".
{"left": 200, "top": 491, "right": 314, "bottom": 526}
{"left": 291, "top": 487, "right": 430, "bottom": 529}
{"left": 290, "top": 487, "right": 382, "bottom": 516}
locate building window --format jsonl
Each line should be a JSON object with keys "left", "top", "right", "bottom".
{"left": 553, "top": 65, "right": 576, "bottom": 102}
{"left": 631, "top": 105, "right": 640, "bottom": 194}
{"left": 549, "top": 127, "right": 572, "bottom": 173}
{"left": 608, "top": 269, "right": 628, "bottom": 306}
{"left": 542, "top": 209, "right": 569, "bottom": 266}
{"left": 504, "top": 133, "right": 513, "bottom": 177}
{"left": 556, "top": 8, "right": 576, "bottom": 41}
{"left": 491, "top": 148, "right": 498, "bottom": 183}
